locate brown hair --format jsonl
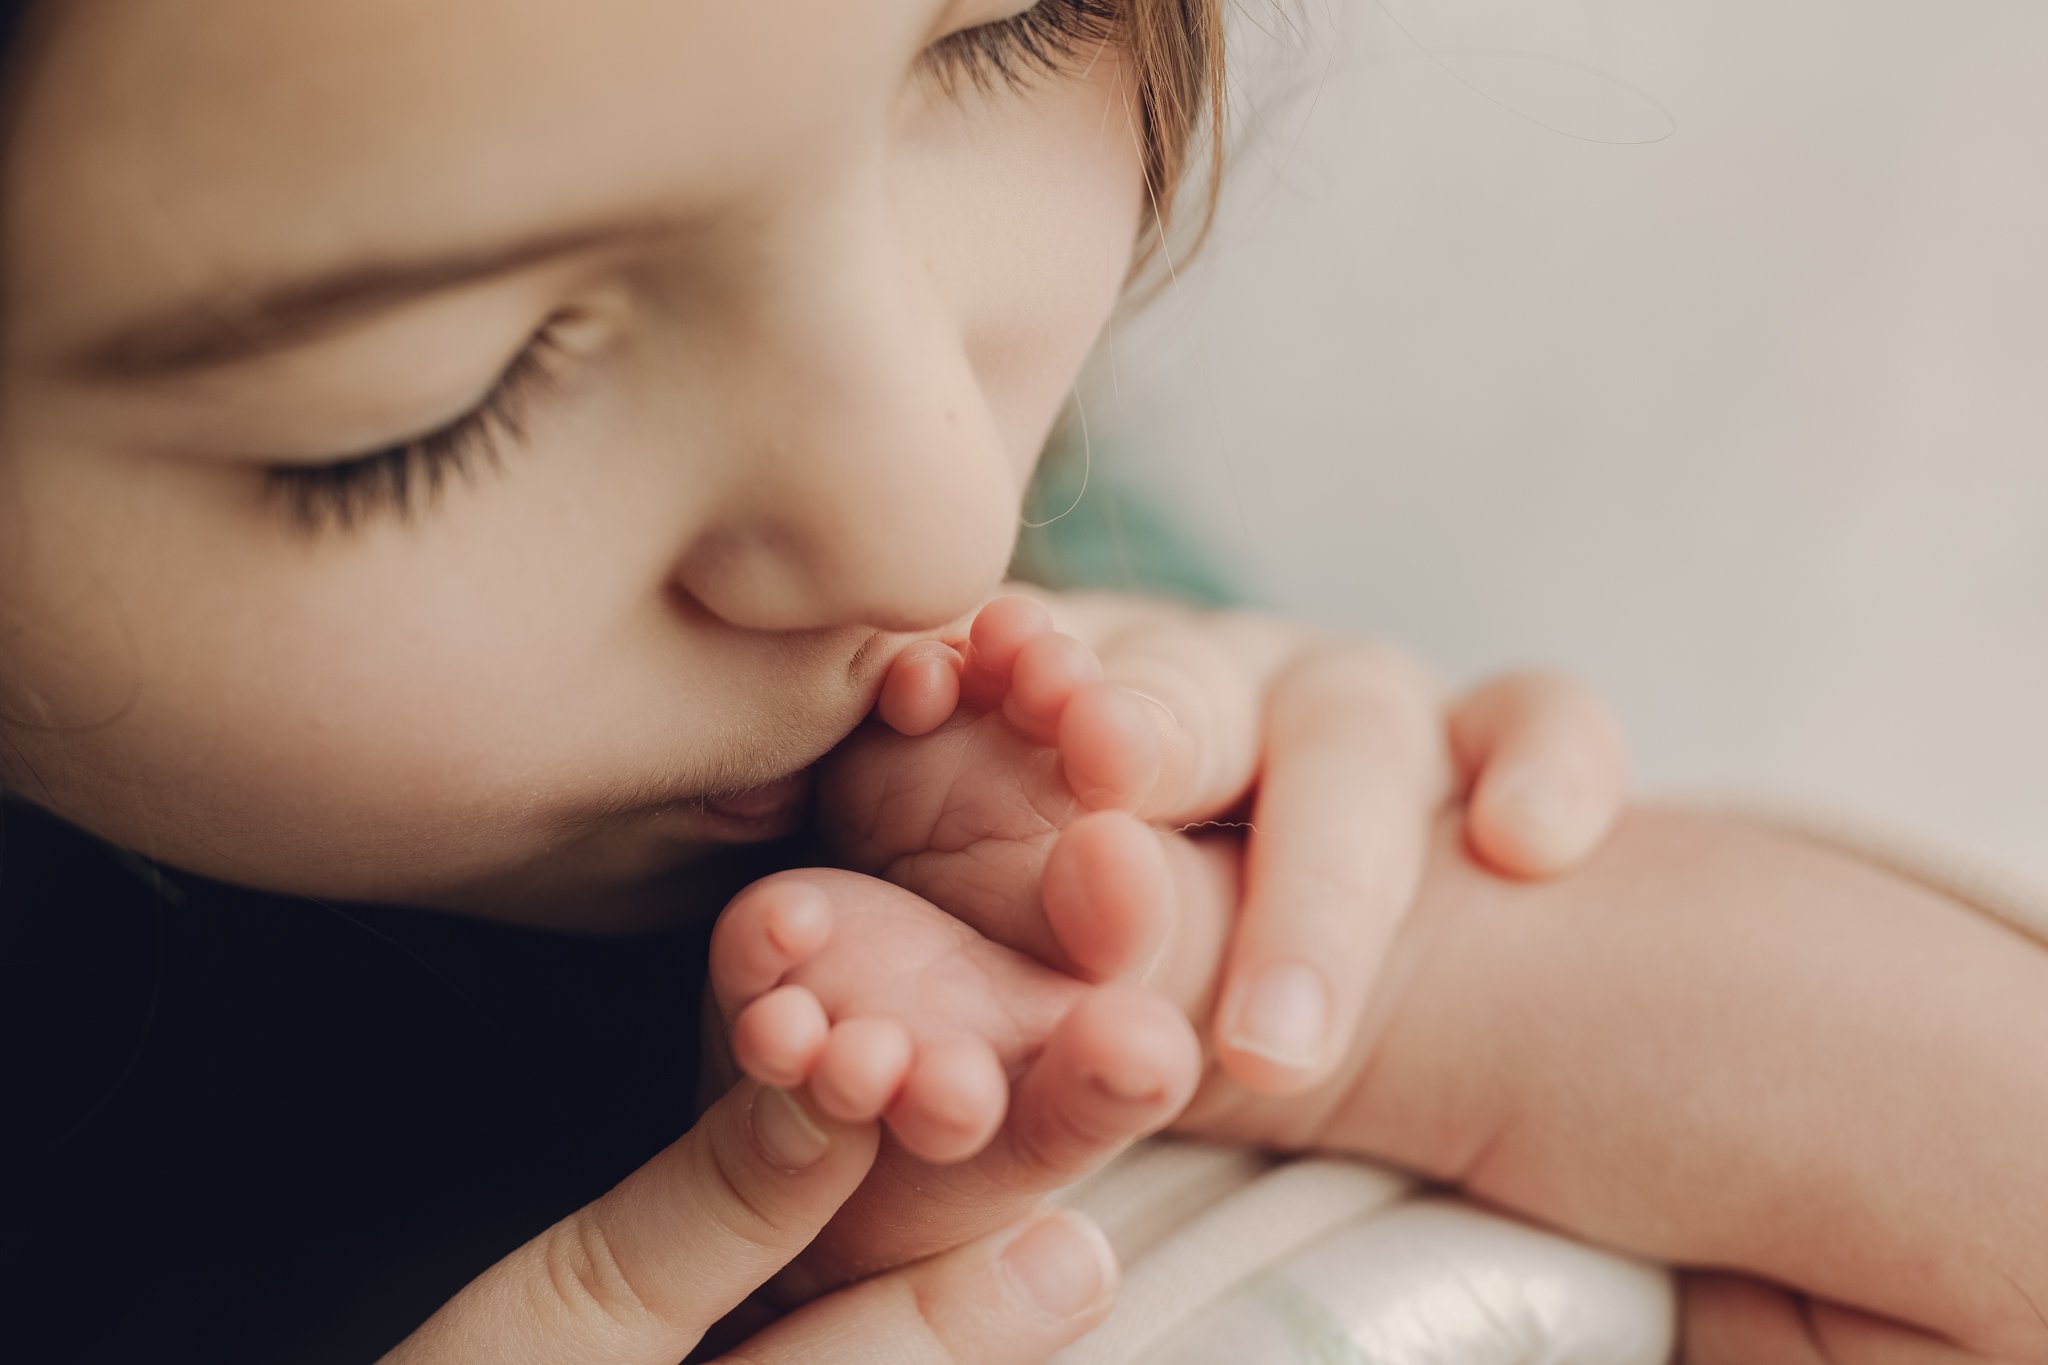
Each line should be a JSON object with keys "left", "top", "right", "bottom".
{"left": 1128, "top": 0, "right": 1228, "bottom": 258}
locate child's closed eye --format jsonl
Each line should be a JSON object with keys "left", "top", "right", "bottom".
{"left": 263, "top": 320, "right": 570, "bottom": 537}
{"left": 259, "top": 1, "right": 1131, "bottom": 541}
{"left": 923, "top": 0, "right": 1124, "bottom": 95}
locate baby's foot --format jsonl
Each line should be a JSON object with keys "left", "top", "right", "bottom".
{"left": 708, "top": 866, "right": 1201, "bottom": 1292}
{"left": 821, "top": 595, "right": 1175, "bottom": 980}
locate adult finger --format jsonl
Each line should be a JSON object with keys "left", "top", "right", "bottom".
{"left": 724, "top": 1208, "right": 1119, "bottom": 1364}
{"left": 1450, "top": 671, "right": 1629, "bottom": 878}
{"left": 384, "top": 1080, "right": 879, "bottom": 1365}
{"left": 1212, "top": 642, "right": 1455, "bottom": 1095}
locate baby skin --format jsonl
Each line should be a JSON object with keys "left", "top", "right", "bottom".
{"left": 709, "top": 595, "right": 1261, "bottom": 1292}
{"left": 816, "top": 593, "right": 1189, "bottom": 983}
{"left": 715, "top": 604, "right": 2048, "bottom": 1362}
{"left": 711, "top": 597, "right": 1580, "bottom": 1289}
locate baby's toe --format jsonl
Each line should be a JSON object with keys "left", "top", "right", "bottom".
{"left": 1058, "top": 680, "right": 1165, "bottom": 810}
{"left": 708, "top": 875, "right": 834, "bottom": 1018}
{"left": 1000, "top": 984, "right": 1200, "bottom": 1177}
{"left": 884, "top": 1033, "right": 1010, "bottom": 1164}
{"left": 1005, "top": 632, "right": 1104, "bottom": 744}
{"left": 877, "top": 640, "right": 963, "bottom": 737}
{"left": 730, "top": 984, "right": 831, "bottom": 1089}
{"left": 1041, "top": 811, "right": 1172, "bottom": 981}
{"left": 809, "top": 1017, "right": 915, "bottom": 1123}
{"left": 961, "top": 594, "right": 1057, "bottom": 708}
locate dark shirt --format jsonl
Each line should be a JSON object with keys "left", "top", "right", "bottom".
{"left": 2, "top": 800, "right": 718, "bottom": 1364}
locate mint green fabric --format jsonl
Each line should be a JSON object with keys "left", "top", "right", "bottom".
{"left": 1011, "top": 443, "right": 1245, "bottom": 608}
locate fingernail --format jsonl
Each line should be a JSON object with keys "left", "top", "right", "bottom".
{"left": 999, "top": 1211, "right": 1118, "bottom": 1320}
{"left": 1224, "top": 962, "right": 1328, "bottom": 1070}
{"left": 752, "top": 1087, "right": 829, "bottom": 1170}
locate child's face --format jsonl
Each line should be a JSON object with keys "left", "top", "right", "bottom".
{"left": 0, "top": 0, "right": 1144, "bottom": 924}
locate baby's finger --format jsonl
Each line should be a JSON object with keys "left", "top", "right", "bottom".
{"left": 726, "top": 1208, "right": 1118, "bottom": 1364}
{"left": 1451, "top": 672, "right": 1628, "bottom": 878}
{"left": 384, "top": 1079, "right": 878, "bottom": 1365}
{"left": 1215, "top": 643, "right": 1453, "bottom": 1095}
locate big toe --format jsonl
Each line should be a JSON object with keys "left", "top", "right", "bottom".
{"left": 1003, "top": 983, "right": 1201, "bottom": 1166}
{"left": 1041, "top": 810, "right": 1172, "bottom": 981}
{"left": 1058, "top": 680, "right": 1166, "bottom": 811}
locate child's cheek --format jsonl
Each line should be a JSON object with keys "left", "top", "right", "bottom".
{"left": 903, "top": 44, "right": 1147, "bottom": 482}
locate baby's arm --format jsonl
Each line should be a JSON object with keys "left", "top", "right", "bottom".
{"left": 1307, "top": 806, "right": 2048, "bottom": 1364}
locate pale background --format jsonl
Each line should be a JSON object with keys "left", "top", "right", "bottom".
{"left": 1082, "top": 0, "right": 2048, "bottom": 882}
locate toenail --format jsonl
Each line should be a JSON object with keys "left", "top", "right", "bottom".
{"left": 1224, "top": 962, "right": 1329, "bottom": 1071}
{"left": 998, "top": 1211, "right": 1118, "bottom": 1320}
{"left": 764, "top": 886, "right": 830, "bottom": 955}
{"left": 751, "top": 1086, "right": 830, "bottom": 1170}
{"left": 928, "top": 1094, "right": 984, "bottom": 1134}
{"left": 1087, "top": 1066, "right": 1166, "bottom": 1105}
{"left": 1495, "top": 770, "right": 1579, "bottom": 849}
{"left": 1126, "top": 686, "right": 1207, "bottom": 792}
{"left": 1125, "top": 688, "right": 1178, "bottom": 731}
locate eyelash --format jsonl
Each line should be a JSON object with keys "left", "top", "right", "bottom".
{"left": 923, "top": 0, "right": 1124, "bottom": 94}
{"left": 268, "top": 2, "right": 1123, "bottom": 536}
{"left": 266, "top": 326, "right": 564, "bottom": 536}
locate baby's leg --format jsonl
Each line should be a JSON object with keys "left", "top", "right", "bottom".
{"left": 1303, "top": 808, "right": 2048, "bottom": 1364}
{"left": 708, "top": 868, "right": 1201, "bottom": 1295}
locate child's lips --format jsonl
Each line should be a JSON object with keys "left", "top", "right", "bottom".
{"left": 700, "top": 769, "right": 814, "bottom": 835}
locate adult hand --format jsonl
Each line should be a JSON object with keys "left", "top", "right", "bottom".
{"left": 1025, "top": 591, "right": 1628, "bottom": 1095}
{"left": 382, "top": 1078, "right": 1118, "bottom": 1364}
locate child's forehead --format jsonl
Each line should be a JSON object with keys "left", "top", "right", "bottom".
{"left": 1, "top": 0, "right": 991, "bottom": 362}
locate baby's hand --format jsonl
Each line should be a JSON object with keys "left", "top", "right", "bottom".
{"left": 824, "top": 591, "right": 1628, "bottom": 1095}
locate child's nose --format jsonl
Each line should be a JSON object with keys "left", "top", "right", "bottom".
{"left": 672, "top": 402, "right": 1019, "bottom": 636}
{"left": 671, "top": 198, "right": 1021, "bottom": 635}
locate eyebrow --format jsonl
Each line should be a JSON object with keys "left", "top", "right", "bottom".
{"left": 66, "top": 217, "right": 677, "bottom": 380}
